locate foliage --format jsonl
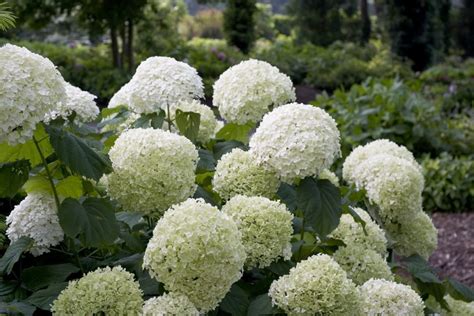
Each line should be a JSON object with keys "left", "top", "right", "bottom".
{"left": 421, "top": 153, "right": 474, "bottom": 212}
{"left": 223, "top": 0, "right": 257, "bottom": 53}
{"left": 179, "top": 9, "right": 224, "bottom": 40}
{"left": 0, "top": 2, "right": 15, "bottom": 31}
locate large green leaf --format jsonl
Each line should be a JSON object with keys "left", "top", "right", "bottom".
{"left": 402, "top": 255, "right": 441, "bottom": 284}
{"left": 213, "top": 140, "right": 247, "bottom": 160}
{"left": 25, "top": 282, "right": 68, "bottom": 311}
{"left": 446, "top": 278, "right": 474, "bottom": 302}
{"left": 0, "top": 160, "right": 30, "bottom": 198}
{"left": 220, "top": 284, "right": 249, "bottom": 316}
{"left": 58, "top": 198, "right": 119, "bottom": 247}
{"left": 247, "top": 294, "right": 276, "bottom": 316}
{"left": 0, "top": 237, "right": 33, "bottom": 275}
{"left": 0, "top": 301, "right": 36, "bottom": 315}
{"left": 21, "top": 264, "right": 79, "bottom": 291}
{"left": 132, "top": 111, "right": 165, "bottom": 129}
{"left": 277, "top": 183, "right": 297, "bottom": 212}
{"left": 0, "top": 124, "right": 53, "bottom": 167}
{"left": 216, "top": 122, "right": 254, "bottom": 144}
{"left": 197, "top": 149, "right": 216, "bottom": 172}
{"left": 296, "top": 178, "right": 341, "bottom": 238}
{"left": 46, "top": 126, "right": 112, "bottom": 180}
{"left": 56, "top": 176, "right": 84, "bottom": 199}
{"left": 175, "top": 110, "right": 201, "bottom": 143}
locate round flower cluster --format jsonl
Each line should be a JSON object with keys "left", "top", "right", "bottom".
{"left": 6, "top": 193, "right": 63, "bottom": 256}
{"left": 213, "top": 148, "right": 280, "bottom": 200}
{"left": 330, "top": 208, "right": 388, "bottom": 257}
{"left": 105, "top": 128, "right": 198, "bottom": 217}
{"left": 354, "top": 154, "right": 424, "bottom": 221}
{"left": 0, "top": 44, "right": 66, "bottom": 145}
{"left": 269, "top": 254, "right": 359, "bottom": 315}
{"left": 127, "top": 57, "right": 204, "bottom": 114}
{"left": 168, "top": 100, "right": 218, "bottom": 143}
{"left": 213, "top": 59, "right": 296, "bottom": 124}
{"left": 443, "top": 295, "right": 474, "bottom": 316}
{"left": 319, "top": 169, "right": 340, "bottom": 186}
{"left": 333, "top": 245, "right": 393, "bottom": 285}
{"left": 142, "top": 293, "right": 199, "bottom": 316}
{"left": 143, "top": 198, "right": 246, "bottom": 312}
{"left": 359, "top": 279, "right": 424, "bottom": 316}
{"left": 222, "top": 195, "right": 293, "bottom": 269}
{"left": 51, "top": 266, "right": 143, "bottom": 315}
{"left": 46, "top": 82, "right": 99, "bottom": 123}
{"left": 249, "top": 103, "right": 341, "bottom": 183}
{"left": 108, "top": 81, "right": 133, "bottom": 108}
{"left": 384, "top": 211, "right": 438, "bottom": 259}
{"left": 342, "top": 139, "right": 421, "bottom": 185}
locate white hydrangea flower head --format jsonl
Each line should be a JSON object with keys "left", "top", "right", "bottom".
{"left": 333, "top": 245, "right": 393, "bottom": 285}
{"left": 143, "top": 198, "right": 246, "bottom": 312}
{"left": 0, "top": 44, "right": 66, "bottom": 145}
{"left": 222, "top": 195, "right": 294, "bottom": 269}
{"left": 105, "top": 128, "right": 198, "bottom": 217}
{"left": 384, "top": 211, "right": 438, "bottom": 259}
{"left": 46, "top": 82, "right": 99, "bottom": 123}
{"left": 51, "top": 266, "right": 143, "bottom": 315}
{"left": 108, "top": 81, "right": 133, "bottom": 108}
{"left": 353, "top": 154, "right": 424, "bottom": 221}
{"left": 319, "top": 169, "right": 339, "bottom": 186}
{"left": 330, "top": 208, "right": 388, "bottom": 257}
{"left": 249, "top": 103, "right": 341, "bottom": 183}
{"left": 127, "top": 57, "right": 204, "bottom": 114}
{"left": 359, "top": 279, "right": 425, "bottom": 316}
{"left": 213, "top": 148, "right": 280, "bottom": 200}
{"left": 443, "top": 295, "right": 474, "bottom": 316}
{"left": 6, "top": 193, "right": 63, "bottom": 256}
{"left": 213, "top": 59, "right": 296, "bottom": 124}
{"left": 142, "top": 293, "right": 199, "bottom": 316}
{"left": 342, "top": 139, "right": 421, "bottom": 185}
{"left": 169, "top": 100, "right": 218, "bottom": 143}
{"left": 268, "top": 254, "right": 360, "bottom": 315}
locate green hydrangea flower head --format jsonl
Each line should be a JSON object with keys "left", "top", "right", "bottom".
{"left": 359, "top": 279, "right": 424, "bottom": 316}
{"left": 222, "top": 195, "right": 294, "bottom": 269}
{"left": 143, "top": 198, "right": 246, "bottom": 312}
{"left": 333, "top": 245, "right": 393, "bottom": 285}
{"left": 213, "top": 148, "right": 280, "bottom": 200}
{"left": 269, "top": 254, "right": 360, "bottom": 315}
{"left": 142, "top": 292, "right": 199, "bottom": 316}
{"left": 51, "top": 266, "right": 143, "bottom": 315}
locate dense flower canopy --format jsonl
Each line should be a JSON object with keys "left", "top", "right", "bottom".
{"left": 143, "top": 198, "right": 246, "bottom": 312}
{"left": 51, "top": 266, "right": 143, "bottom": 315}
{"left": 105, "top": 128, "right": 198, "bottom": 217}
{"left": 213, "top": 148, "right": 280, "bottom": 200}
{"left": 126, "top": 56, "right": 204, "bottom": 114}
{"left": 6, "top": 193, "right": 63, "bottom": 256}
{"left": 359, "top": 279, "right": 424, "bottom": 316}
{"left": 222, "top": 195, "right": 293, "bottom": 268}
{"left": 249, "top": 103, "right": 341, "bottom": 183}
{"left": 0, "top": 44, "right": 66, "bottom": 144}
{"left": 46, "top": 82, "right": 99, "bottom": 123}
{"left": 213, "top": 59, "right": 296, "bottom": 124}
{"left": 142, "top": 293, "right": 199, "bottom": 316}
{"left": 269, "top": 254, "right": 359, "bottom": 315}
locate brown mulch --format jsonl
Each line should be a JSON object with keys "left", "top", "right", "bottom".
{"left": 429, "top": 212, "right": 474, "bottom": 287}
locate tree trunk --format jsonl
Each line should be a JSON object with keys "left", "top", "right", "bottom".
{"left": 110, "top": 25, "right": 121, "bottom": 69}
{"left": 127, "top": 18, "right": 134, "bottom": 73}
{"left": 360, "top": 0, "right": 371, "bottom": 44}
{"left": 120, "top": 23, "right": 126, "bottom": 70}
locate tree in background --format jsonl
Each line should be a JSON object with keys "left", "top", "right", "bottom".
{"left": 360, "top": 0, "right": 371, "bottom": 44}
{"left": 458, "top": 0, "right": 474, "bottom": 57}
{"left": 223, "top": 0, "right": 256, "bottom": 53}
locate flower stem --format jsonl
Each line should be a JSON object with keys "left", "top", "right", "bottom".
{"left": 166, "top": 104, "right": 172, "bottom": 132}
{"left": 298, "top": 218, "right": 305, "bottom": 259}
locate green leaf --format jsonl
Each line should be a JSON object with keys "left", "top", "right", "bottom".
{"left": 216, "top": 122, "right": 254, "bottom": 144}
{"left": 58, "top": 198, "right": 119, "bottom": 247}
{"left": 213, "top": 141, "right": 247, "bottom": 160}
{"left": 247, "top": 294, "right": 275, "bottom": 316}
{"left": 0, "top": 160, "right": 30, "bottom": 198}
{"left": 116, "top": 212, "right": 143, "bottom": 229}
{"left": 46, "top": 126, "right": 112, "bottom": 180}
{"left": 268, "top": 260, "right": 295, "bottom": 276}
{"left": 56, "top": 176, "right": 84, "bottom": 199}
{"left": 100, "top": 105, "right": 128, "bottom": 118}
{"left": 402, "top": 255, "right": 441, "bottom": 284}
{"left": 0, "top": 301, "right": 36, "bottom": 315}
{"left": 25, "top": 282, "right": 68, "bottom": 311}
{"left": 446, "top": 278, "right": 474, "bottom": 302}
{"left": 346, "top": 205, "right": 367, "bottom": 233}
{"left": 175, "top": 110, "right": 201, "bottom": 143}
{"left": 23, "top": 176, "right": 51, "bottom": 194}
{"left": 197, "top": 149, "right": 216, "bottom": 172}
{"left": 220, "top": 284, "right": 249, "bottom": 316}
{"left": 0, "top": 280, "right": 17, "bottom": 296}
{"left": 0, "top": 237, "right": 33, "bottom": 275}
{"left": 132, "top": 111, "right": 165, "bottom": 129}
{"left": 277, "top": 183, "right": 297, "bottom": 212}
{"left": 296, "top": 178, "right": 341, "bottom": 238}
{"left": 21, "top": 264, "right": 79, "bottom": 291}
{"left": 0, "top": 124, "right": 53, "bottom": 167}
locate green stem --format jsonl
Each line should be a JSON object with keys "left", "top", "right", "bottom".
{"left": 166, "top": 104, "right": 172, "bottom": 132}
{"left": 298, "top": 218, "right": 305, "bottom": 259}
{"left": 69, "top": 238, "right": 85, "bottom": 274}
{"left": 32, "top": 135, "right": 60, "bottom": 209}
